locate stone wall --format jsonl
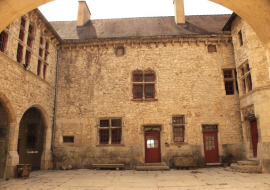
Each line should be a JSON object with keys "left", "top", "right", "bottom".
{"left": 0, "top": 10, "right": 59, "bottom": 177}
{"left": 55, "top": 36, "right": 243, "bottom": 169}
{"left": 231, "top": 16, "right": 270, "bottom": 172}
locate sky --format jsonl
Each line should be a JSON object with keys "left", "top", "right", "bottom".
{"left": 39, "top": 0, "right": 232, "bottom": 21}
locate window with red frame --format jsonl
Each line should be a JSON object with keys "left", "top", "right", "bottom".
{"left": 172, "top": 116, "right": 185, "bottom": 143}
{"left": 25, "top": 50, "right": 31, "bottom": 66}
{"left": 0, "top": 31, "right": 7, "bottom": 53}
{"left": 132, "top": 72, "right": 155, "bottom": 99}
{"left": 37, "top": 60, "right": 41, "bottom": 76}
{"left": 43, "top": 64, "right": 47, "bottom": 79}
{"left": 21, "top": 18, "right": 26, "bottom": 28}
{"left": 223, "top": 69, "right": 238, "bottom": 95}
{"left": 19, "top": 30, "right": 24, "bottom": 41}
{"left": 17, "top": 44, "right": 23, "bottom": 63}
{"left": 39, "top": 48, "right": 43, "bottom": 57}
{"left": 40, "top": 37, "right": 43, "bottom": 45}
{"left": 27, "top": 36, "right": 33, "bottom": 48}
{"left": 239, "top": 63, "right": 252, "bottom": 94}
{"left": 99, "top": 118, "right": 122, "bottom": 145}
{"left": 45, "top": 52, "right": 48, "bottom": 61}
{"left": 28, "top": 25, "right": 34, "bottom": 36}
{"left": 45, "top": 41, "right": 49, "bottom": 51}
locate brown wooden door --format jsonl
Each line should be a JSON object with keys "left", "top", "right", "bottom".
{"left": 250, "top": 120, "right": 258, "bottom": 157}
{"left": 145, "top": 132, "right": 161, "bottom": 163}
{"left": 203, "top": 132, "right": 219, "bottom": 163}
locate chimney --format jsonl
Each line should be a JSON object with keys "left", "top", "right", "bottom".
{"left": 77, "top": 1, "right": 91, "bottom": 27}
{"left": 174, "top": 0, "right": 185, "bottom": 25}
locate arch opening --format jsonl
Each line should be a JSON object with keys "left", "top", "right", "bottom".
{"left": 18, "top": 107, "right": 45, "bottom": 170}
{"left": 0, "top": 101, "right": 9, "bottom": 178}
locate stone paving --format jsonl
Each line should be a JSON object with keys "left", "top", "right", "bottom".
{"left": 0, "top": 168, "right": 270, "bottom": 190}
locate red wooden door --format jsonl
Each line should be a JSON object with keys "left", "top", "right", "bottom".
{"left": 250, "top": 120, "right": 258, "bottom": 157}
{"left": 145, "top": 132, "right": 161, "bottom": 163}
{"left": 203, "top": 132, "right": 219, "bottom": 163}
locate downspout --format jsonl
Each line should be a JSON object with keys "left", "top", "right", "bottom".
{"left": 52, "top": 48, "right": 60, "bottom": 169}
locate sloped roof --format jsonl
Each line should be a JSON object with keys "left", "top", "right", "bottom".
{"left": 50, "top": 15, "right": 231, "bottom": 41}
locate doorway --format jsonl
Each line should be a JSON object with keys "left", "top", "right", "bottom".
{"left": 203, "top": 125, "right": 219, "bottom": 163}
{"left": 250, "top": 120, "right": 258, "bottom": 157}
{"left": 18, "top": 107, "right": 44, "bottom": 170}
{"left": 145, "top": 132, "right": 161, "bottom": 163}
{"left": 0, "top": 101, "right": 8, "bottom": 178}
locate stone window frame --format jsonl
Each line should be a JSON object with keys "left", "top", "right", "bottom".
{"left": 171, "top": 115, "right": 186, "bottom": 144}
{"left": 222, "top": 68, "right": 238, "bottom": 95}
{"left": 96, "top": 117, "right": 124, "bottom": 146}
{"left": 131, "top": 68, "right": 158, "bottom": 101}
{"left": 238, "top": 61, "right": 252, "bottom": 95}
{"left": 38, "top": 36, "right": 50, "bottom": 80}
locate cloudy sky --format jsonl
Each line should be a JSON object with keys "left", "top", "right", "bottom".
{"left": 39, "top": 0, "right": 232, "bottom": 21}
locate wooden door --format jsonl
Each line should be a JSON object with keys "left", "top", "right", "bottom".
{"left": 145, "top": 132, "right": 161, "bottom": 163}
{"left": 250, "top": 120, "right": 258, "bottom": 157}
{"left": 203, "top": 132, "right": 219, "bottom": 163}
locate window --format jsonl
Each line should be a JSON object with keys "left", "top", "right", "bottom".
{"left": 37, "top": 60, "right": 41, "bottom": 76}
{"left": 27, "top": 36, "right": 33, "bottom": 48}
{"left": 208, "top": 45, "right": 217, "bottom": 53}
{"left": 40, "top": 37, "right": 43, "bottom": 45}
{"left": 223, "top": 69, "right": 238, "bottom": 95}
{"left": 17, "top": 44, "right": 23, "bottom": 63}
{"left": 45, "top": 52, "right": 48, "bottom": 61}
{"left": 39, "top": 48, "right": 43, "bottom": 57}
{"left": 63, "top": 136, "right": 74, "bottom": 143}
{"left": 25, "top": 50, "right": 31, "bottom": 67}
{"left": 28, "top": 24, "right": 34, "bottom": 36}
{"left": 239, "top": 63, "right": 252, "bottom": 94}
{"left": 115, "top": 47, "right": 125, "bottom": 56}
{"left": 98, "top": 118, "right": 122, "bottom": 144}
{"left": 19, "top": 30, "right": 24, "bottom": 41}
{"left": 20, "top": 17, "right": 26, "bottom": 29}
{"left": 0, "top": 31, "right": 7, "bottom": 52}
{"left": 43, "top": 64, "right": 47, "bottom": 79}
{"left": 132, "top": 70, "right": 156, "bottom": 99}
{"left": 172, "top": 116, "right": 185, "bottom": 142}
{"left": 45, "top": 41, "right": 49, "bottom": 51}
{"left": 238, "top": 30, "right": 243, "bottom": 46}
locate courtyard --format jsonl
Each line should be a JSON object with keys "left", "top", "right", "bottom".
{"left": 0, "top": 168, "right": 270, "bottom": 190}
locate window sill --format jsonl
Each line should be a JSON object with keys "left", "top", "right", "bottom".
{"left": 131, "top": 98, "right": 158, "bottom": 102}
{"left": 96, "top": 144, "right": 125, "bottom": 147}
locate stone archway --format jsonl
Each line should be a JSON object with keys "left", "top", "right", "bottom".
{"left": 18, "top": 105, "right": 51, "bottom": 171}
{"left": 0, "top": 92, "right": 17, "bottom": 178}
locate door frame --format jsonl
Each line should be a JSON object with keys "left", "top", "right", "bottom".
{"left": 250, "top": 119, "right": 258, "bottom": 157}
{"left": 143, "top": 126, "right": 162, "bottom": 164}
{"left": 202, "top": 125, "right": 220, "bottom": 163}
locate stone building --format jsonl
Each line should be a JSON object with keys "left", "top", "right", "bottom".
{"left": 0, "top": 0, "right": 269, "bottom": 178}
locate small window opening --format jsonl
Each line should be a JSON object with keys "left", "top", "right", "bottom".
{"left": 37, "top": 60, "right": 41, "bottom": 76}
{"left": 39, "top": 48, "right": 43, "bottom": 57}
{"left": 116, "top": 47, "right": 125, "bottom": 56}
{"left": 238, "top": 30, "right": 243, "bottom": 46}
{"left": 19, "top": 30, "right": 24, "bottom": 41}
{"left": 20, "top": 18, "right": 26, "bottom": 28}
{"left": 43, "top": 64, "right": 47, "bottom": 79}
{"left": 25, "top": 50, "right": 31, "bottom": 66}
{"left": 40, "top": 37, "right": 43, "bottom": 45}
{"left": 17, "top": 44, "right": 23, "bottom": 63}
{"left": 0, "top": 31, "right": 8, "bottom": 52}
{"left": 208, "top": 45, "right": 217, "bottom": 53}
{"left": 63, "top": 136, "right": 74, "bottom": 143}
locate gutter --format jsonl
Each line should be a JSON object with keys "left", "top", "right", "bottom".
{"left": 51, "top": 48, "right": 60, "bottom": 169}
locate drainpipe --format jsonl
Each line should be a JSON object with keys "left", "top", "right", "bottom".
{"left": 51, "top": 48, "right": 60, "bottom": 169}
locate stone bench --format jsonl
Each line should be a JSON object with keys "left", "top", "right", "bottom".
{"left": 92, "top": 164, "right": 124, "bottom": 170}
{"left": 174, "top": 157, "right": 198, "bottom": 170}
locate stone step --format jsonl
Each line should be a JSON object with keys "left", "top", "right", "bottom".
{"left": 229, "top": 163, "right": 262, "bottom": 173}
{"left": 247, "top": 157, "right": 260, "bottom": 164}
{"left": 136, "top": 166, "right": 170, "bottom": 171}
{"left": 237, "top": 161, "right": 258, "bottom": 166}
{"left": 144, "top": 162, "right": 166, "bottom": 166}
